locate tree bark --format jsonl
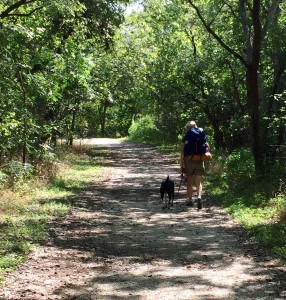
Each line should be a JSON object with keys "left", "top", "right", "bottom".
{"left": 246, "top": 65, "right": 263, "bottom": 173}
{"left": 245, "top": 0, "right": 264, "bottom": 174}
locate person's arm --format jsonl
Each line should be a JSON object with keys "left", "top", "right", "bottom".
{"left": 201, "top": 128, "right": 210, "bottom": 152}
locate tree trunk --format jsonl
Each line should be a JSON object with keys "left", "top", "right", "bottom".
{"left": 68, "top": 109, "right": 76, "bottom": 146}
{"left": 187, "top": 0, "right": 283, "bottom": 174}
{"left": 204, "top": 109, "right": 225, "bottom": 150}
{"left": 245, "top": 0, "right": 264, "bottom": 174}
{"left": 246, "top": 65, "right": 264, "bottom": 173}
{"left": 99, "top": 98, "right": 108, "bottom": 137}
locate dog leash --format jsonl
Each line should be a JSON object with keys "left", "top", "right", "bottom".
{"left": 177, "top": 173, "right": 187, "bottom": 196}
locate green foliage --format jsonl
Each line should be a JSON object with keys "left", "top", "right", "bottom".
{"left": 274, "top": 245, "right": 286, "bottom": 260}
{"left": 206, "top": 148, "right": 286, "bottom": 261}
{"left": 0, "top": 172, "right": 7, "bottom": 188}
{"left": 264, "top": 94, "right": 286, "bottom": 143}
{"left": 0, "top": 0, "right": 130, "bottom": 171}
{"left": 1, "top": 0, "right": 286, "bottom": 262}
{"left": 223, "top": 148, "right": 255, "bottom": 190}
{"left": 128, "top": 115, "right": 164, "bottom": 144}
{"left": 250, "top": 220, "right": 286, "bottom": 260}
{"left": 1, "top": 162, "right": 34, "bottom": 189}
{"left": 1, "top": 0, "right": 286, "bottom": 167}
{"left": 0, "top": 254, "right": 25, "bottom": 272}
{"left": 0, "top": 144, "right": 102, "bottom": 281}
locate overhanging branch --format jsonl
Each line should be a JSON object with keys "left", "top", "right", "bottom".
{"left": 187, "top": 0, "right": 247, "bottom": 67}
{"left": 0, "top": 0, "right": 40, "bottom": 19}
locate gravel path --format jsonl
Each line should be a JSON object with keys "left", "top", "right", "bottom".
{"left": 0, "top": 139, "right": 285, "bottom": 300}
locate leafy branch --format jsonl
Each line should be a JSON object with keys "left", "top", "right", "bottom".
{"left": 0, "top": 0, "right": 42, "bottom": 19}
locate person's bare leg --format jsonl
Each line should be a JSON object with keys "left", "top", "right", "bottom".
{"left": 195, "top": 175, "right": 202, "bottom": 198}
{"left": 195, "top": 175, "right": 203, "bottom": 209}
{"left": 186, "top": 176, "right": 194, "bottom": 205}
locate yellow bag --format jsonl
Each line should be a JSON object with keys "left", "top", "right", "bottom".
{"left": 186, "top": 152, "right": 213, "bottom": 161}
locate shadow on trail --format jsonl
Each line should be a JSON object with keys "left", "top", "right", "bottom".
{"left": 46, "top": 141, "right": 284, "bottom": 299}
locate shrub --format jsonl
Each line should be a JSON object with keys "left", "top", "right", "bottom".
{"left": 128, "top": 115, "right": 164, "bottom": 144}
{"left": 1, "top": 161, "right": 34, "bottom": 189}
{"left": 0, "top": 172, "right": 7, "bottom": 188}
{"left": 223, "top": 148, "right": 255, "bottom": 190}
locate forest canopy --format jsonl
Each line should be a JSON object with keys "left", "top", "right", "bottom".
{"left": 0, "top": 0, "right": 285, "bottom": 178}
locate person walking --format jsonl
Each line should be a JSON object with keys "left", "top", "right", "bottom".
{"left": 180, "top": 120, "right": 209, "bottom": 209}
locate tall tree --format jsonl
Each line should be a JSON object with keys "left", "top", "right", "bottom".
{"left": 0, "top": 0, "right": 129, "bottom": 163}
{"left": 185, "top": 0, "right": 283, "bottom": 174}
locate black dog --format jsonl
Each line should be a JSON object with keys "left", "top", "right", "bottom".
{"left": 160, "top": 175, "right": 175, "bottom": 209}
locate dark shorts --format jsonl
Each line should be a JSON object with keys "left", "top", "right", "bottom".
{"left": 185, "top": 159, "right": 205, "bottom": 176}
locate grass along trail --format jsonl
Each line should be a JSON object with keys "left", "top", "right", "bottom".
{"left": 0, "top": 139, "right": 285, "bottom": 299}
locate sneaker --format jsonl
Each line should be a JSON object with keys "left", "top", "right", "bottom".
{"left": 197, "top": 198, "right": 202, "bottom": 209}
{"left": 186, "top": 200, "right": 194, "bottom": 207}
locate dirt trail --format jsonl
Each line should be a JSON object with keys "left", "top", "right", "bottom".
{"left": 0, "top": 139, "right": 285, "bottom": 300}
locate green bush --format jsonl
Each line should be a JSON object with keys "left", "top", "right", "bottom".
{"left": 1, "top": 161, "right": 34, "bottom": 189}
{"left": 128, "top": 115, "right": 165, "bottom": 145}
{"left": 223, "top": 148, "right": 255, "bottom": 190}
{"left": 0, "top": 172, "right": 7, "bottom": 188}
{"left": 206, "top": 148, "right": 286, "bottom": 261}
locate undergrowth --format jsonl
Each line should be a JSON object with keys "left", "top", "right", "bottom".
{"left": 207, "top": 148, "right": 286, "bottom": 261}
{"left": 128, "top": 115, "right": 179, "bottom": 146}
{"left": 0, "top": 143, "right": 103, "bottom": 283}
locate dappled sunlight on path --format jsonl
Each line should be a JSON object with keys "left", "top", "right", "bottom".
{"left": 0, "top": 139, "right": 285, "bottom": 299}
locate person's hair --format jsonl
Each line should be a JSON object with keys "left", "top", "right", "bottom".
{"left": 184, "top": 120, "right": 197, "bottom": 131}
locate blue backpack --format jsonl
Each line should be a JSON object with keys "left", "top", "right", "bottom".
{"left": 183, "top": 127, "right": 206, "bottom": 156}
